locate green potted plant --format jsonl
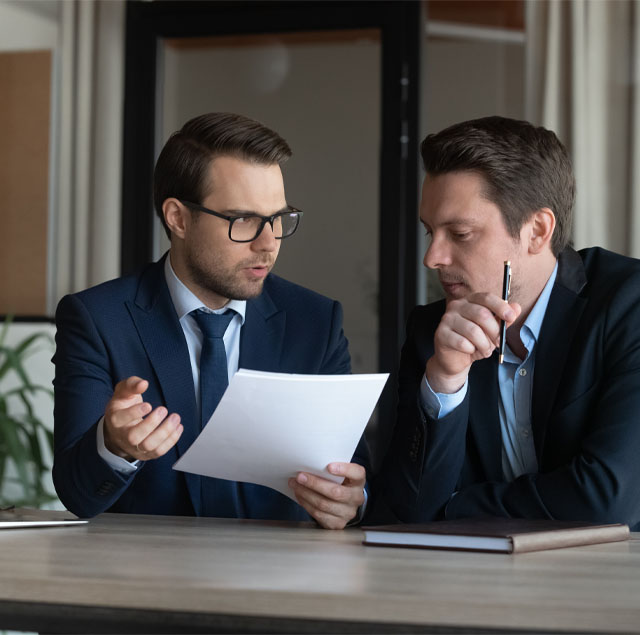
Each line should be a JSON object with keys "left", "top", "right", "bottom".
{"left": 0, "top": 316, "right": 56, "bottom": 508}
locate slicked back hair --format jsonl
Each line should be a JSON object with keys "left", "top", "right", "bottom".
{"left": 420, "top": 116, "right": 574, "bottom": 256}
{"left": 153, "top": 112, "right": 292, "bottom": 238}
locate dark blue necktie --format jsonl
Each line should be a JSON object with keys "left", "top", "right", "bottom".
{"left": 191, "top": 308, "right": 242, "bottom": 518}
{"left": 191, "top": 309, "right": 235, "bottom": 428}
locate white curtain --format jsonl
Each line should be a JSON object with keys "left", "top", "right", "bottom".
{"left": 525, "top": 0, "right": 640, "bottom": 257}
{"left": 52, "top": 0, "right": 125, "bottom": 309}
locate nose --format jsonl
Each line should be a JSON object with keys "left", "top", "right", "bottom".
{"left": 251, "top": 219, "right": 278, "bottom": 252}
{"left": 423, "top": 234, "right": 451, "bottom": 270}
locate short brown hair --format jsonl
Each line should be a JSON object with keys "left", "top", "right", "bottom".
{"left": 420, "top": 116, "right": 574, "bottom": 256}
{"left": 153, "top": 112, "right": 292, "bottom": 238}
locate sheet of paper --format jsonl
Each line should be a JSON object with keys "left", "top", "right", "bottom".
{"left": 0, "top": 509, "right": 88, "bottom": 529}
{"left": 173, "top": 369, "right": 388, "bottom": 500}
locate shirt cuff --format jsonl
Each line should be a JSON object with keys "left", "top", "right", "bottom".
{"left": 97, "top": 417, "right": 141, "bottom": 474}
{"left": 346, "top": 486, "right": 368, "bottom": 527}
{"left": 420, "top": 375, "right": 468, "bottom": 419}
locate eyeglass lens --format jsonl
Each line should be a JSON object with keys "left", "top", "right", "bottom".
{"left": 230, "top": 212, "right": 299, "bottom": 241}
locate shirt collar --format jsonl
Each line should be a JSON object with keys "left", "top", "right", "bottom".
{"left": 163, "top": 253, "right": 246, "bottom": 324}
{"left": 518, "top": 261, "right": 558, "bottom": 353}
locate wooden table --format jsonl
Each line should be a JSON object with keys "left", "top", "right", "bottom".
{"left": 0, "top": 509, "right": 638, "bottom": 634}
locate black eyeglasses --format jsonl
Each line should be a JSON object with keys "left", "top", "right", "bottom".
{"left": 179, "top": 200, "right": 303, "bottom": 243}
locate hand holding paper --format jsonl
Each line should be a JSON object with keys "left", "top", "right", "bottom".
{"left": 173, "top": 369, "right": 388, "bottom": 527}
{"left": 289, "top": 461, "right": 367, "bottom": 529}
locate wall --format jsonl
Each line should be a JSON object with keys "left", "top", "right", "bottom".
{"left": 0, "top": 0, "right": 59, "bottom": 316}
{"left": 0, "top": 0, "right": 61, "bottom": 509}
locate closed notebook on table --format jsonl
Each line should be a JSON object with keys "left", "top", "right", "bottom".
{"left": 362, "top": 517, "right": 630, "bottom": 554}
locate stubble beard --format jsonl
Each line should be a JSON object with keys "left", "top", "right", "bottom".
{"left": 185, "top": 248, "right": 272, "bottom": 302}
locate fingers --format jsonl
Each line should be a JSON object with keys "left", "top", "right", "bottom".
{"left": 441, "top": 294, "right": 520, "bottom": 357}
{"left": 133, "top": 412, "right": 183, "bottom": 459}
{"left": 103, "top": 376, "right": 182, "bottom": 460}
{"left": 327, "top": 462, "right": 366, "bottom": 486}
{"left": 428, "top": 293, "right": 522, "bottom": 393}
{"left": 291, "top": 484, "right": 349, "bottom": 529}
{"left": 113, "top": 376, "right": 148, "bottom": 402}
{"left": 466, "top": 292, "right": 517, "bottom": 322}
{"left": 288, "top": 465, "right": 366, "bottom": 530}
{"left": 107, "top": 400, "right": 152, "bottom": 429}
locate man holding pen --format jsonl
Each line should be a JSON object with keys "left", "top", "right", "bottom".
{"left": 373, "top": 116, "right": 640, "bottom": 531}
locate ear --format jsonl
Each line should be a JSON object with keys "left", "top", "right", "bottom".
{"left": 526, "top": 207, "right": 556, "bottom": 255}
{"left": 163, "top": 198, "right": 189, "bottom": 240}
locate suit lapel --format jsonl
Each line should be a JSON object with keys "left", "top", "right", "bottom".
{"left": 532, "top": 248, "right": 587, "bottom": 457}
{"left": 125, "top": 258, "right": 201, "bottom": 513}
{"left": 239, "top": 280, "right": 286, "bottom": 370}
{"left": 468, "top": 355, "right": 503, "bottom": 480}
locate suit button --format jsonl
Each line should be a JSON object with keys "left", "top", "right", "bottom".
{"left": 96, "top": 481, "right": 115, "bottom": 496}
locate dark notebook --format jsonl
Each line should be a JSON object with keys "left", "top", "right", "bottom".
{"left": 362, "top": 517, "right": 630, "bottom": 554}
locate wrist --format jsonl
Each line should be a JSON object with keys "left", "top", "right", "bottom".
{"left": 103, "top": 423, "right": 130, "bottom": 459}
{"left": 426, "top": 357, "right": 468, "bottom": 394}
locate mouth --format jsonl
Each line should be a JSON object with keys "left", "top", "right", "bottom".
{"left": 439, "top": 277, "right": 467, "bottom": 297}
{"left": 243, "top": 262, "right": 272, "bottom": 279}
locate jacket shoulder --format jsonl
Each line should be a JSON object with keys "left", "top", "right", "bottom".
{"left": 263, "top": 274, "right": 339, "bottom": 311}
{"left": 55, "top": 262, "right": 157, "bottom": 317}
{"left": 577, "top": 247, "right": 640, "bottom": 301}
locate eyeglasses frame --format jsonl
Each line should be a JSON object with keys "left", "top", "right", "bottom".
{"left": 178, "top": 199, "right": 303, "bottom": 243}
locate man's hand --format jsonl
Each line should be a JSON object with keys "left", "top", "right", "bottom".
{"left": 103, "top": 376, "right": 183, "bottom": 461}
{"left": 427, "top": 292, "right": 521, "bottom": 394}
{"left": 288, "top": 462, "right": 366, "bottom": 529}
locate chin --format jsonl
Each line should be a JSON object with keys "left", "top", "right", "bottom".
{"left": 228, "top": 280, "right": 266, "bottom": 301}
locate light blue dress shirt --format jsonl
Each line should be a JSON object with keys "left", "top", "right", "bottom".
{"left": 421, "top": 263, "right": 558, "bottom": 481}
{"left": 97, "top": 255, "right": 246, "bottom": 473}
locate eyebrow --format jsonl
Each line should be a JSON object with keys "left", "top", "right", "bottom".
{"left": 221, "top": 206, "right": 290, "bottom": 217}
{"left": 421, "top": 218, "right": 482, "bottom": 230}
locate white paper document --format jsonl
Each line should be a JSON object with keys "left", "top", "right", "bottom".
{"left": 0, "top": 509, "right": 88, "bottom": 529}
{"left": 173, "top": 369, "right": 388, "bottom": 499}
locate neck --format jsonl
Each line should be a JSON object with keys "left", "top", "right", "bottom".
{"left": 168, "top": 249, "right": 229, "bottom": 310}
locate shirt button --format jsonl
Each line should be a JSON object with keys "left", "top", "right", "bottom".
{"left": 519, "top": 368, "right": 527, "bottom": 376}
{"left": 521, "top": 428, "right": 530, "bottom": 437}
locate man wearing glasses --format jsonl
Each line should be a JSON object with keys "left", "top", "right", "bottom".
{"left": 53, "top": 113, "right": 368, "bottom": 529}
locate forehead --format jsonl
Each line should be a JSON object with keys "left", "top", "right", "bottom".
{"left": 203, "top": 156, "right": 286, "bottom": 211}
{"left": 419, "top": 170, "right": 501, "bottom": 227}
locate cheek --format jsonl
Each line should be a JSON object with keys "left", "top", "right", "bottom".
{"left": 192, "top": 224, "right": 228, "bottom": 253}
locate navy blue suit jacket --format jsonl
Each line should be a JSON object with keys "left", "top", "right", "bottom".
{"left": 52, "top": 256, "right": 368, "bottom": 520}
{"left": 371, "top": 247, "right": 640, "bottom": 531}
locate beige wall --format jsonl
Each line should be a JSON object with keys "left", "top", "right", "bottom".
{"left": 0, "top": 50, "right": 51, "bottom": 315}
{"left": 0, "top": 1, "right": 58, "bottom": 316}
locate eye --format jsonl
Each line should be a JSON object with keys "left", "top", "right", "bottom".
{"left": 452, "top": 231, "right": 471, "bottom": 241}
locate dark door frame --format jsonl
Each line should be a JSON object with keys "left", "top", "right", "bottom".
{"left": 122, "top": 0, "right": 421, "bottom": 455}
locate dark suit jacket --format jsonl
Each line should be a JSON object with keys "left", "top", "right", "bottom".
{"left": 371, "top": 247, "right": 640, "bottom": 531}
{"left": 52, "top": 256, "right": 368, "bottom": 520}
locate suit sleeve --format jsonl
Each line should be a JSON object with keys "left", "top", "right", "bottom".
{"left": 319, "top": 300, "right": 351, "bottom": 375}
{"left": 447, "top": 274, "right": 640, "bottom": 529}
{"left": 319, "top": 300, "right": 372, "bottom": 487}
{"left": 367, "top": 307, "right": 468, "bottom": 523}
{"left": 52, "top": 294, "right": 137, "bottom": 517}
